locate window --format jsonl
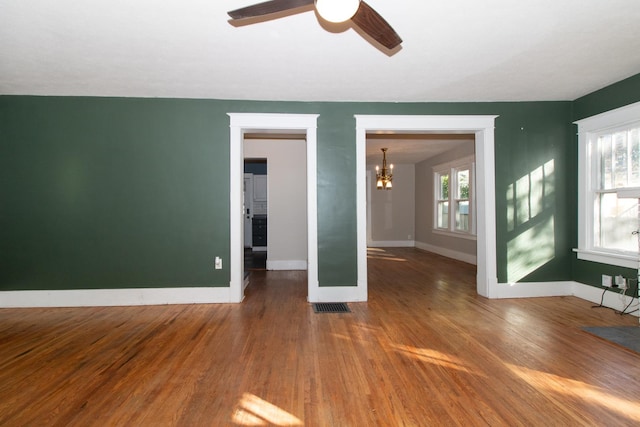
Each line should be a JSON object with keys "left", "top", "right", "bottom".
{"left": 434, "top": 156, "right": 475, "bottom": 237}
{"left": 575, "top": 101, "right": 640, "bottom": 268}
{"left": 436, "top": 172, "right": 449, "bottom": 229}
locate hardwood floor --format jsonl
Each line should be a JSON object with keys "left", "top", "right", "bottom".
{"left": 1, "top": 248, "right": 639, "bottom": 426}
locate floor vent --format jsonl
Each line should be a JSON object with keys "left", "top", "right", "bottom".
{"left": 313, "top": 302, "right": 350, "bottom": 313}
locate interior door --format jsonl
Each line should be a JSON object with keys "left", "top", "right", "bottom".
{"left": 243, "top": 173, "right": 254, "bottom": 248}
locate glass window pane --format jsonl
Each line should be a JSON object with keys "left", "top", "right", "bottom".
{"left": 613, "top": 131, "right": 628, "bottom": 188}
{"left": 456, "top": 169, "right": 469, "bottom": 199}
{"left": 439, "top": 174, "right": 449, "bottom": 199}
{"left": 631, "top": 128, "right": 640, "bottom": 187}
{"left": 599, "top": 134, "right": 613, "bottom": 189}
{"left": 437, "top": 201, "right": 448, "bottom": 228}
{"left": 596, "top": 193, "right": 638, "bottom": 252}
{"left": 455, "top": 200, "right": 469, "bottom": 231}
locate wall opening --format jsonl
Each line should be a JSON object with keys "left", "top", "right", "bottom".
{"left": 356, "top": 115, "right": 498, "bottom": 298}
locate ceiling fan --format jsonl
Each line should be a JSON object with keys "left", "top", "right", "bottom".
{"left": 227, "top": 0, "right": 402, "bottom": 50}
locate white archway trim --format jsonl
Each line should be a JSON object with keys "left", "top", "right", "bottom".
{"left": 355, "top": 115, "right": 499, "bottom": 298}
{"left": 228, "top": 113, "right": 319, "bottom": 303}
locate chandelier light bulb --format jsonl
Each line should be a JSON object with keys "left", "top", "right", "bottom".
{"left": 315, "top": 0, "right": 361, "bottom": 23}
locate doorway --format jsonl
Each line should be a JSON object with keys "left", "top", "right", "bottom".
{"left": 356, "top": 115, "right": 498, "bottom": 298}
{"left": 365, "top": 133, "right": 477, "bottom": 259}
{"left": 244, "top": 138, "right": 308, "bottom": 273}
{"left": 228, "top": 113, "right": 319, "bottom": 303}
{"left": 244, "top": 159, "right": 268, "bottom": 272}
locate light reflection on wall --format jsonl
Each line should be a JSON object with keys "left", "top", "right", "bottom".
{"left": 506, "top": 159, "right": 556, "bottom": 282}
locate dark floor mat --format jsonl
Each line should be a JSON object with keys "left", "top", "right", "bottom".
{"left": 583, "top": 326, "right": 640, "bottom": 354}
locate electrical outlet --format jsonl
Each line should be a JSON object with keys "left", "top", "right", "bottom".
{"left": 616, "top": 275, "right": 628, "bottom": 290}
{"left": 215, "top": 256, "right": 222, "bottom": 270}
{"left": 602, "top": 274, "right": 612, "bottom": 287}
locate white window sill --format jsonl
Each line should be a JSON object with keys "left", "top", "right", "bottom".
{"left": 574, "top": 248, "right": 639, "bottom": 269}
{"left": 433, "top": 229, "right": 477, "bottom": 241}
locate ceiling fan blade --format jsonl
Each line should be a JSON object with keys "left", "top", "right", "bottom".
{"left": 351, "top": 1, "right": 402, "bottom": 50}
{"left": 228, "top": 0, "right": 314, "bottom": 20}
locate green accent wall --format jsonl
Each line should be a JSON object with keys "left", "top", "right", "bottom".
{"left": 1, "top": 97, "right": 231, "bottom": 289}
{"left": 1, "top": 95, "right": 579, "bottom": 291}
{"left": 573, "top": 73, "right": 640, "bottom": 121}
{"left": 570, "top": 73, "right": 640, "bottom": 292}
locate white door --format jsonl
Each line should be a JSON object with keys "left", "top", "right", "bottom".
{"left": 253, "top": 175, "right": 268, "bottom": 201}
{"left": 243, "top": 173, "right": 254, "bottom": 248}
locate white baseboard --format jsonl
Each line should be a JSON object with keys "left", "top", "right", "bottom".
{"left": 3, "top": 279, "right": 636, "bottom": 315}
{"left": 488, "top": 280, "right": 639, "bottom": 317}
{"left": 414, "top": 241, "right": 477, "bottom": 265}
{"left": 488, "top": 281, "right": 575, "bottom": 299}
{"left": 0, "top": 286, "right": 235, "bottom": 308}
{"left": 307, "top": 284, "right": 367, "bottom": 303}
{"left": 266, "top": 260, "right": 308, "bottom": 271}
{"left": 368, "top": 240, "right": 415, "bottom": 248}
{"left": 572, "top": 282, "right": 639, "bottom": 317}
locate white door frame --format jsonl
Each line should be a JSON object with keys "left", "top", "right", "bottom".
{"left": 355, "top": 115, "right": 499, "bottom": 298}
{"left": 228, "top": 113, "right": 319, "bottom": 302}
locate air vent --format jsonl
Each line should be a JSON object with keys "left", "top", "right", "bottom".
{"left": 312, "top": 303, "right": 350, "bottom": 313}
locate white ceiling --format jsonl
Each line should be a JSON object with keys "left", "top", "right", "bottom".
{"left": 0, "top": 0, "right": 639, "bottom": 102}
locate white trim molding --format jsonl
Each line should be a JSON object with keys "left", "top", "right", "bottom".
{"left": 0, "top": 287, "right": 234, "bottom": 308}
{"left": 356, "top": 115, "right": 498, "bottom": 298}
{"left": 574, "top": 101, "right": 640, "bottom": 268}
{"left": 490, "top": 281, "right": 575, "bottom": 299}
{"left": 4, "top": 281, "right": 635, "bottom": 314}
{"left": 308, "top": 285, "right": 367, "bottom": 303}
{"left": 573, "top": 248, "right": 639, "bottom": 269}
{"left": 368, "top": 240, "right": 415, "bottom": 248}
{"left": 574, "top": 101, "right": 640, "bottom": 132}
{"left": 490, "top": 281, "right": 639, "bottom": 318}
{"left": 229, "top": 113, "right": 319, "bottom": 303}
{"left": 266, "top": 260, "right": 308, "bottom": 270}
{"left": 415, "top": 241, "right": 477, "bottom": 265}
{"left": 573, "top": 282, "right": 638, "bottom": 317}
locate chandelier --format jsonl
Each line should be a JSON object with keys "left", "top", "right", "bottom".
{"left": 375, "top": 148, "right": 393, "bottom": 190}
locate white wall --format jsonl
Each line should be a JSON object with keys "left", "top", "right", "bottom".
{"left": 244, "top": 139, "right": 308, "bottom": 270}
{"left": 367, "top": 164, "right": 415, "bottom": 246}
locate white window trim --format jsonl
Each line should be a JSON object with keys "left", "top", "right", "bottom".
{"left": 433, "top": 228, "right": 478, "bottom": 241}
{"left": 433, "top": 155, "right": 476, "bottom": 236}
{"left": 574, "top": 101, "right": 640, "bottom": 269}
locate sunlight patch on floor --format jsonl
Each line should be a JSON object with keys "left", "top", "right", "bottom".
{"left": 232, "top": 393, "right": 303, "bottom": 426}
{"left": 507, "top": 364, "right": 640, "bottom": 422}
{"left": 391, "top": 344, "right": 478, "bottom": 375}
{"left": 367, "top": 248, "right": 407, "bottom": 262}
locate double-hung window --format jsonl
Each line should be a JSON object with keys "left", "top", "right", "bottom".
{"left": 434, "top": 156, "right": 476, "bottom": 237}
{"left": 575, "top": 101, "right": 640, "bottom": 268}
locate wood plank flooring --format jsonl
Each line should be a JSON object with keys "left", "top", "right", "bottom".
{"left": 1, "top": 248, "right": 639, "bottom": 426}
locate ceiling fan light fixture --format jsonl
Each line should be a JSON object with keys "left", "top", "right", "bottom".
{"left": 315, "top": 0, "right": 361, "bottom": 23}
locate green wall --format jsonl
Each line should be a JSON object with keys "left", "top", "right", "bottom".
{"left": 1, "top": 97, "right": 231, "bottom": 289}
{"left": 573, "top": 73, "right": 640, "bottom": 120}
{"left": 570, "top": 73, "right": 640, "bottom": 291}
{"left": 1, "top": 95, "right": 576, "bottom": 291}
